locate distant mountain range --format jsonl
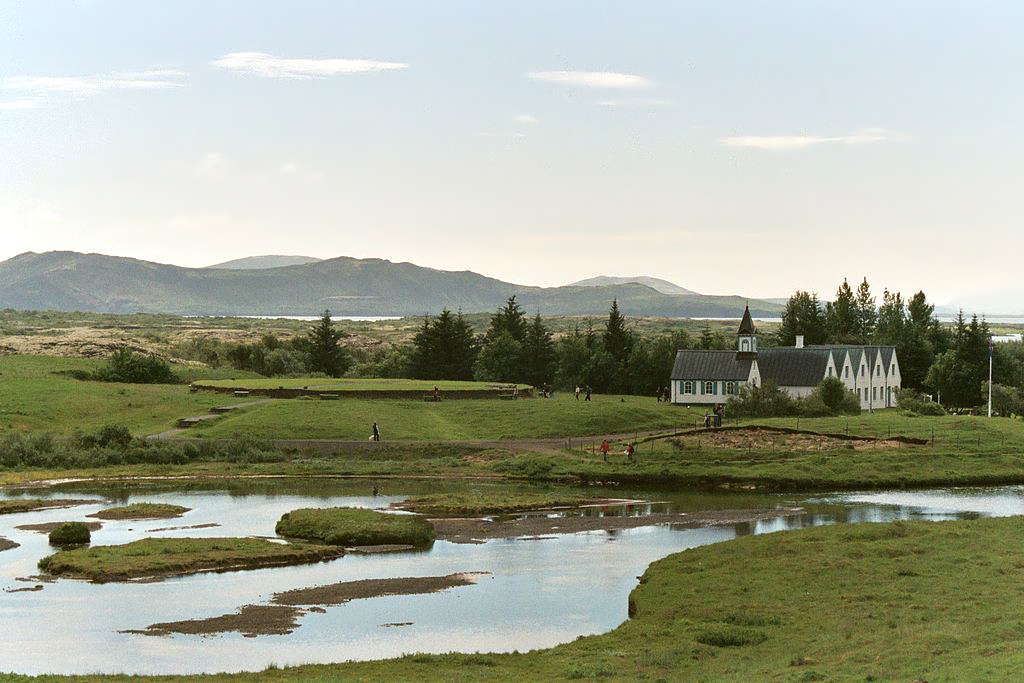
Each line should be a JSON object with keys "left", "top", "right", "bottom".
{"left": 208, "top": 255, "right": 322, "bottom": 269}
{"left": 0, "top": 251, "right": 784, "bottom": 317}
{"left": 569, "top": 275, "right": 696, "bottom": 297}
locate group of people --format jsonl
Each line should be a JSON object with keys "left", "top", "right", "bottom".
{"left": 574, "top": 385, "right": 593, "bottom": 401}
{"left": 598, "top": 438, "right": 635, "bottom": 463}
{"left": 703, "top": 404, "right": 725, "bottom": 428}
{"left": 655, "top": 386, "right": 671, "bottom": 402}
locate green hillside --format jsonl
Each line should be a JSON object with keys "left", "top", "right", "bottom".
{"left": 0, "top": 251, "right": 783, "bottom": 317}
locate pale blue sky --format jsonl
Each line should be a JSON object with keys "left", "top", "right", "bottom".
{"left": 2, "top": 1, "right": 1022, "bottom": 307}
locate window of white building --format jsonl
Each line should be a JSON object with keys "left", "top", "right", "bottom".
{"left": 704, "top": 381, "right": 716, "bottom": 395}
{"left": 683, "top": 381, "right": 693, "bottom": 394}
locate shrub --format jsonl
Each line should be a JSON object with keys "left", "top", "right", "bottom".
{"left": 48, "top": 522, "right": 91, "bottom": 546}
{"left": 276, "top": 507, "right": 435, "bottom": 547}
{"left": 808, "top": 377, "right": 860, "bottom": 415}
{"left": 897, "top": 389, "right": 946, "bottom": 416}
{"left": 726, "top": 382, "right": 798, "bottom": 417}
{"left": 76, "top": 424, "right": 133, "bottom": 449}
{"left": 91, "top": 347, "right": 179, "bottom": 384}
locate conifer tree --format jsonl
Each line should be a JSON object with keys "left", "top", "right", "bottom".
{"left": 777, "top": 291, "right": 827, "bottom": 345}
{"left": 825, "top": 279, "right": 858, "bottom": 343}
{"left": 303, "top": 310, "right": 351, "bottom": 377}
{"left": 520, "top": 313, "right": 556, "bottom": 388}
{"left": 602, "top": 299, "right": 633, "bottom": 364}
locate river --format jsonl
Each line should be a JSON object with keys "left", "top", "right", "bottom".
{"left": 1, "top": 478, "right": 1022, "bottom": 675}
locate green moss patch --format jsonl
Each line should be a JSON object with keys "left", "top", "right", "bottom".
{"left": 276, "top": 507, "right": 434, "bottom": 547}
{"left": 38, "top": 537, "right": 342, "bottom": 582}
{"left": 394, "top": 492, "right": 590, "bottom": 516}
{"left": 88, "top": 503, "right": 190, "bottom": 520}
{"left": 48, "top": 522, "right": 91, "bottom": 546}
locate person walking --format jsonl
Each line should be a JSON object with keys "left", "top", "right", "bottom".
{"left": 625, "top": 442, "right": 635, "bottom": 462}
{"left": 372, "top": 421, "right": 381, "bottom": 442}
{"left": 599, "top": 439, "right": 611, "bottom": 462}
{"left": 575, "top": 386, "right": 581, "bottom": 401}
{"left": 585, "top": 386, "right": 592, "bottom": 402}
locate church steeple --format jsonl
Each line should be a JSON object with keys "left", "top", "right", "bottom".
{"left": 736, "top": 305, "right": 757, "bottom": 357}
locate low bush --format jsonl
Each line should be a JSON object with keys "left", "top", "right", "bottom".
{"left": 276, "top": 507, "right": 435, "bottom": 547}
{"left": 727, "top": 379, "right": 860, "bottom": 418}
{"left": 898, "top": 389, "right": 946, "bottom": 416}
{"left": 0, "top": 429, "right": 285, "bottom": 470}
{"left": 48, "top": 522, "right": 91, "bottom": 546}
{"left": 71, "top": 347, "right": 180, "bottom": 384}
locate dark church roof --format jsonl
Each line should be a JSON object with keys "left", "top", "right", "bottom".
{"left": 757, "top": 348, "right": 831, "bottom": 387}
{"left": 737, "top": 305, "right": 756, "bottom": 335}
{"left": 671, "top": 350, "right": 753, "bottom": 381}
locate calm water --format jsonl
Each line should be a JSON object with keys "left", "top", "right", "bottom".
{"left": 1, "top": 479, "right": 1022, "bottom": 675}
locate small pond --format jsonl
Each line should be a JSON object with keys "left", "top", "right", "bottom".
{"left": 1, "top": 478, "right": 1022, "bottom": 675}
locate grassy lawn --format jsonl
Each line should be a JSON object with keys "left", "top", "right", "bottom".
{"left": 37, "top": 537, "right": 343, "bottom": 582}
{"left": 0, "top": 355, "right": 265, "bottom": 435}
{"left": 14, "top": 516, "right": 1024, "bottom": 680}
{"left": 275, "top": 507, "right": 435, "bottom": 547}
{"left": 194, "top": 377, "right": 530, "bottom": 391}
{"left": 195, "top": 392, "right": 695, "bottom": 440}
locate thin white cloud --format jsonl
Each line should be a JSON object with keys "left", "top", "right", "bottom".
{"left": 720, "top": 129, "right": 892, "bottom": 150}
{"left": 514, "top": 114, "right": 539, "bottom": 124}
{"left": 279, "top": 162, "right": 299, "bottom": 175}
{"left": 0, "top": 98, "right": 39, "bottom": 110}
{"left": 527, "top": 70, "right": 654, "bottom": 89}
{"left": 474, "top": 132, "right": 527, "bottom": 139}
{"left": 3, "top": 70, "right": 185, "bottom": 96}
{"left": 597, "top": 98, "right": 671, "bottom": 108}
{"left": 212, "top": 52, "right": 408, "bottom": 79}
{"left": 194, "top": 152, "right": 230, "bottom": 181}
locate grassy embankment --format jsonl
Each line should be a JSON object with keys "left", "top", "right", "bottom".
{"left": 0, "top": 498, "right": 94, "bottom": 514}
{"left": 0, "top": 355, "right": 264, "bottom": 435}
{"left": 194, "top": 378, "right": 530, "bottom": 391}
{"left": 5, "top": 413, "right": 1024, "bottom": 491}
{"left": 88, "top": 503, "right": 190, "bottom": 520}
{"left": 37, "top": 537, "right": 343, "bottom": 582}
{"left": 9, "top": 516, "right": 1024, "bottom": 680}
{"left": 275, "top": 507, "right": 435, "bottom": 547}
{"left": 195, "top": 392, "right": 693, "bottom": 441}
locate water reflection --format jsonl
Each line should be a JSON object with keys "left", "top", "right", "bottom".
{"left": 0, "top": 480, "right": 1022, "bottom": 675}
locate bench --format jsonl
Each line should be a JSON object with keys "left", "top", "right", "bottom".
{"left": 232, "top": 390, "right": 250, "bottom": 397}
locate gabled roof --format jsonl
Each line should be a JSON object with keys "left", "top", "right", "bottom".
{"left": 737, "top": 305, "right": 756, "bottom": 335}
{"left": 671, "top": 350, "right": 753, "bottom": 381}
{"left": 757, "top": 348, "right": 831, "bottom": 387}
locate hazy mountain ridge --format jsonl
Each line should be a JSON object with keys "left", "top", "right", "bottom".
{"left": 0, "top": 251, "right": 784, "bottom": 317}
{"left": 207, "top": 255, "right": 323, "bottom": 269}
{"left": 569, "top": 275, "right": 696, "bottom": 296}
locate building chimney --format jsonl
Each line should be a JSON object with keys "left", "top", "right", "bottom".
{"left": 796, "top": 335, "right": 805, "bottom": 349}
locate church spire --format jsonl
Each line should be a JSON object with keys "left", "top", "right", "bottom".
{"left": 737, "top": 305, "right": 756, "bottom": 335}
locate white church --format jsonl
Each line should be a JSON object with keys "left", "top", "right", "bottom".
{"left": 670, "top": 306, "right": 900, "bottom": 410}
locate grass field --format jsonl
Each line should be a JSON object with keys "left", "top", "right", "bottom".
{"left": 37, "top": 537, "right": 343, "bottom": 582}
{"left": 14, "top": 515, "right": 1024, "bottom": 680}
{"left": 194, "top": 392, "right": 695, "bottom": 440}
{"left": 395, "top": 492, "right": 590, "bottom": 515}
{"left": 275, "top": 507, "right": 435, "bottom": 547}
{"left": 0, "top": 355, "right": 264, "bottom": 434}
{"left": 194, "top": 377, "right": 529, "bottom": 390}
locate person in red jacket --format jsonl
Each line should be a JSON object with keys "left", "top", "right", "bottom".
{"left": 599, "top": 439, "right": 611, "bottom": 462}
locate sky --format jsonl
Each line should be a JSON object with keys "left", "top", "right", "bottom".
{"left": 1, "top": 1, "right": 1023, "bottom": 308}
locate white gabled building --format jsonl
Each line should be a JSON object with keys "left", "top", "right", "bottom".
{"left": 670, "top": 306, "right": 900, "bottom": 410}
